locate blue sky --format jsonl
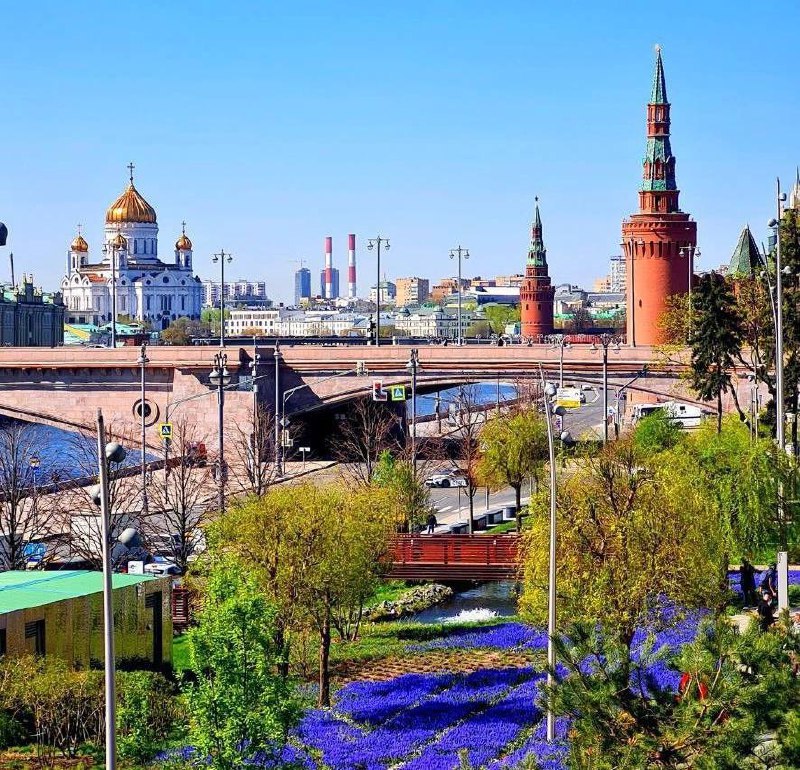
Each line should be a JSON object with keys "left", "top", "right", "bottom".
{"left": 1, "top": 1, "right": 797, "bottom": 303}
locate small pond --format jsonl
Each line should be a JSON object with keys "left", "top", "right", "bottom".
{"left": 412, "top": 580, "right": 519, "bottom": 624}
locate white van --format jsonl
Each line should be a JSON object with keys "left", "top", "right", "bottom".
{"left": 630, "top": 401, "right": 705, "bottom": 429}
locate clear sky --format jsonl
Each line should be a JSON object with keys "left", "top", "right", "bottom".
{"left": 1, "top": 1, "right": 798, "bottom": 304}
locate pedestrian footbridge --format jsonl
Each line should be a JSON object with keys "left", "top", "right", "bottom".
{"left": 386, "top": 534, "right": 520, "bottom": 581}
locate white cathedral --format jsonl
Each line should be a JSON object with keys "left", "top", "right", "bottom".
{"left": 61, "top": 168, "right": 203, "bottom": 329}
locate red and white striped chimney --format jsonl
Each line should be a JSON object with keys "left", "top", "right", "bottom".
{"left": 324, "top": 236, "right": 333, "bottom": 299}
{"left": 348, "top": 233, "right": 357, "bottom": 299}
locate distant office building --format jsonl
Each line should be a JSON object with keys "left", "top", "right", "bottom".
{"left": 395, "top": 277, "right": 430, "bottom": 307}
{"left": 294, "top": 267, "right": 311, "bottom": 306}
{"left": 319, "top": 268, "right": 340, "bottom": 300}
{"left": 202, "top": 279, "right": 270, "bottom": 307}
{"left": 369, "top": 281, "right": 396, "bottom": 307}
{"left": 495, "top": 273, "right": 525, "bottom": 288}
{"left": 0, "top": 275, "right": 65, "bottom": 346}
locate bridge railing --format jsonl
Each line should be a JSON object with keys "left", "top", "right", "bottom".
{"left": 390, "top": 534, "right": 519, "bottom": 567}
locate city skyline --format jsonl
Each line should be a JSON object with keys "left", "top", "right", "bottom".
{"left": 0, "top": 3, "right": 798, "bottom": 305}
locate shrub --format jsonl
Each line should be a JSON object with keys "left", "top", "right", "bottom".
{"left": 0, "top": 710, "right": 24, "bottom": 750}
{"left": 117, "top": 671, "right": 183, "bottom": 763}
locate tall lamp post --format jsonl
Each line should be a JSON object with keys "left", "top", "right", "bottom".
{"left": 678, "top": 244, "right": 701, "bottom": 310}
{"left": 449, "top": 246, "right": 470, "bottom": 346}
{"left": 250, "top": 353, "right": 261, "bottom": 486}
{"left": 541, "top": 376, "right": 573, "bottom": 742}
{"left": 93, "top": 410, "right": 127, "bottom": 770}
{"left": 591, "top": 334, "right": 622, "bottom": 445}
{"left": 212, "top": 250, "right": 233, "bottom": 347}
{"left": 136, "top": 343, "right": 149, "bottom": 513}
{"left": 102, "top": 233, "right": 126, "bottom": 348}
{"left": 546, "top": 334, "right": 570, "bottom": 387}
{"left": 209, "top": 352, "right": 231, "bottom": 512}
{"left": 405, "top": 348, "right": 420, "bottom": 478}
{"left": 274, "top": 343, "right": 282, "bottom": 476}
{"left": 367, "top": 236, "right": 390, "bottom": 346}
{"left": 769, "top": 179, "right": 790, "bottom": 610}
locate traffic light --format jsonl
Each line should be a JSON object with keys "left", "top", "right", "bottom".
{"left": 372, "top": 380, "right": 387, "bottom": 401}
{"left": 368, "top": 318, "right": 377, "bottom": 345}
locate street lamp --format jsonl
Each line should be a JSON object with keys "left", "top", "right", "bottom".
{"left": 678, "top": 244, "right": 701, "bottom": 310}
{"left": 102, "top": 232, "right": 126, "bottom": 349}
{"left": 209, "top": 352, "right": 231, "bottom": 512}
{"left": 590, "top": 334, "right": 622, "bottom": 445}
{"left": 136, "top": 343, "right": 150, "bottom": 514}
{"left": 367, "top": 236, "right": 390, "bottom": 346}
{"left": 250, "top": 352, "right": 262, "bottom": 487}
{"left": 274, "top": 343, "right": 282, "bottom": 476}
{"left": 449, "top": 246, "right": 470, "bottom": 346}
{"left": 541, "top": 378, "right": 573, "bottom": 742}
{"left": 546, "top": 334, "right": 570, "bottom": 387}
{"left": 212, "top": 250, "right": 233, "bottom": 347}
{"left": 405, "top": 348, "right": 420, "bottom": 478}
{"left": 93, "top": 410, "right": 127, "bottom": 770}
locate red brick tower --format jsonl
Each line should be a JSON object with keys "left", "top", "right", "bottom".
{"left": 622, "top": 47, "right": 696, "bottom": 346}
{"left": 520, "top": 198, "right": 555, "bottom": 338}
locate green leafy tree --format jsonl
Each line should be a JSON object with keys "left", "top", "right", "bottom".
{"left": 521, "top": 437, "right": 726, "bottom": 661}
{"left": 688, "top": 272, "right": 745, "bottom": 432}
{"left": 184, "top": 557, "right": 299, "bottom": 769}
{"left": 372, "top": 450, "right": 432, "bottom": 531}
{"left": 546, "top": 618, "right": 800, "bottom": 770}
{"left": 476, "top": 408, "right": 548, "bottom": 531}
{"left": 211, "top": 483, "right": 395, "bottom": 707}
{"left": 484, "top": 304, "right": 520, "bottom": 334}
{"left": 632, "top": 411, "right": 683, "bottom": 457}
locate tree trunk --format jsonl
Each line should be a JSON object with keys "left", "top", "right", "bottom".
{"left": 275, "top": 624, "right": 290, "bottom": 679}
{"left": 468, "top": 492, "right": 474, "bottom": 534}
{"left": 717, "top": 389, "right": 722, "bottom": 434}
{"left": 318, "top": 601, "right": 332, "bottom": 707}
{"left": 514, "top": 483, "right": 522, "bottom": 532}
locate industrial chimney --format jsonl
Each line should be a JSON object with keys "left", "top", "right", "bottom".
{"left": 348, "top": 234, "right": 357, "bottom": 299}
{"left": 324, "top": 236, "right": 333, "bottom": 299}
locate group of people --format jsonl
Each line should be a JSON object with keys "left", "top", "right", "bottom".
{"left": 740, "top": 560, "right": 779, "bottom": 631}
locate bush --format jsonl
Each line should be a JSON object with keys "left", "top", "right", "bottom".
{"left": 117, "top": 671, "right": 183, "bottom": 763}
{"left": 0, "top": 710, "right": 24, "bottom": 750}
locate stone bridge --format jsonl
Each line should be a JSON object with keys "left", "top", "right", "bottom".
{"left": 0, "top": 343, "right": 759, "bottom": 449}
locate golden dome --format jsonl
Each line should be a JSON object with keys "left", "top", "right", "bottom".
{"left": 70, "top": 233, "right": 89, "bottom": 252}
{"left": 105, "top": 182, "right": 157, "bottom": 224}
{"left": 175, "top": 224, "right": 192, "bottom": 251}
{"left": 111, "top": 232, "right": 128, "bottom": 249}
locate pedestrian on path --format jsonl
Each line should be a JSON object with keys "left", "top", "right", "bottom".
{"left": 761, "top": 563, "right": 778, "bottom": 608}
{"left": 740, "top": 559, "right": 757, "bottom": 608}
{"left": 426, "top": 512, "right": 437, "bottom": 535}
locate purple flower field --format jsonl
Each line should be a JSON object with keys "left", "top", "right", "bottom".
{"left": 284, "top": 616, "right": 703, "bottom": 770}
{"left": 728, "top": 568, "right": 800, "bottom": 598}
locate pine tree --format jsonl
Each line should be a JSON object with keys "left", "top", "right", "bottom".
{"left": 689, "top": 272, "right": 744, "bottom": 432}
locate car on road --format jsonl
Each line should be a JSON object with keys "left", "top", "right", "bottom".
{"left": 425, "top": 470, "right": 468, "bottom": 488}
{"left": 144, "top": 555, "right": 181, "bottom": 576}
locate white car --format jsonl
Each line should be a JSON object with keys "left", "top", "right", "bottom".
{"left": 144, "top": 556, "right": 181, "bottom": 576}
{"left": 425, "top": 471, "right": 468, "bottom": 488}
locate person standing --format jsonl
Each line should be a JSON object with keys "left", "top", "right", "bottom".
{"left": 761, "top": 563, "right": 779, "bottom": 608}
{"left": 757, "top": 591, "right": 775, "bottom": 632}
{"left": 740, "top": 559, "right": 757, "bottom": 608}
{"left": 426, "top": 512, "right": 438, "bottom": 535}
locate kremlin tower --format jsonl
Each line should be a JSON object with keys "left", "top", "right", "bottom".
{"left": 520, "top": 198, "right": 555, "bottom": 338}
{"left": 621, "top": 47, "right": 696, "bottom": 346}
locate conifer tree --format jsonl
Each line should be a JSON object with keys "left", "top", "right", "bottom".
{"left": 688, "top": 272, "right": 744, "bottom": 432}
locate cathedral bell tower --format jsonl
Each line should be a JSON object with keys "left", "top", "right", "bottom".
{"left": 520, "top": 198, "right": 555, "bottom": 338}
{"left": 621, "top": 47, "right": 696, "bottom": 346}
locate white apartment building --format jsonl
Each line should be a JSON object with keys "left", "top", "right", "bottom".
{"left": 225, "top": 309, "right": 366, "bottom": 337}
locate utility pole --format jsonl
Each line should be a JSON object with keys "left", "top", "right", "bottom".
{"left": 212, "top": 250, "right": 233, "bottom": 347}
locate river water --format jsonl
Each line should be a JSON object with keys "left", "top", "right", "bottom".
{"left": 412, "top": 581, "right": 520, "bottom": 624}
{"left": 413, "top": 382, "right": 517, "bottom": 418}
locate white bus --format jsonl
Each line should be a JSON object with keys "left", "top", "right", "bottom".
{"left": 630, "top": 401, "right": 705, "bottom": 429}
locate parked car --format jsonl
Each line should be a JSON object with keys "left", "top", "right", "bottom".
{"left": 425, "top": 470, "right": 468, "bottom": 488}
{"left": 144, "top": 555, "right": 181, "bottom": 576}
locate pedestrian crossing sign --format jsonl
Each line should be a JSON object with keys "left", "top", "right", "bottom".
{"left": 390, "top": 385, "right": 408, "bottom": 402}
{"left": 158, "top": 422, "right": 173, "bottom": 439}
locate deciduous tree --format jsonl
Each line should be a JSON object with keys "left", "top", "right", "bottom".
{"left": 476, "top": 408, "right": 548, "bottom": 530}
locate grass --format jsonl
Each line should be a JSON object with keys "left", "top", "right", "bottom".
{"left": 172, "top": 634, "right": 191, "bottom": 672}
{"left": 483, "top": 520, "right": 520, "bottom": 534}
{"left": 365, "top": 580, "right": 414, "bottom": 607}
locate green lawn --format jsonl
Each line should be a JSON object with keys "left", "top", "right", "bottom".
{"left": 172, "top": 633, "right": 191, "bottom": 672}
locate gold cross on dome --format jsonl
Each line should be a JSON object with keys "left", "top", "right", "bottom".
{"left": 127, "top": 162, "right": 135, "bottom": 183}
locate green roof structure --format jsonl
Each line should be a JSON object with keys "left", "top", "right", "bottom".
{"left": 0, "top": 570, "right": 155, "bottom": 615}
{"left": 526, "top": 198, "right": 548, "bottom": 268}
{"left": 728, "top": 225, "right": 762, "bottom": 278}
{"left": 651, "top": 46, "right": 668, "bottom": 104}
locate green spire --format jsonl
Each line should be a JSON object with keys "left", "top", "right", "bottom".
{"left": 728, "top": 225, "right": 762, "bottom": 277}
{"left": 651, "top": 45, "right": 668, "bottom": 104}
{"left": 527, "top": 198, "right": 547, "bottom": 267}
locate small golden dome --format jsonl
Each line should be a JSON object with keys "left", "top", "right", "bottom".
{"left": 70, "top": 234, "right": 89, "bottom": 252}
{"left": 111, "top": 232, "right": 128, "bottom": 249}
{"left": 105, "top": 182, "right": 157, "bottom": 224}
{"left": 175, "top": 232, "right": 192, "bottom": 251}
